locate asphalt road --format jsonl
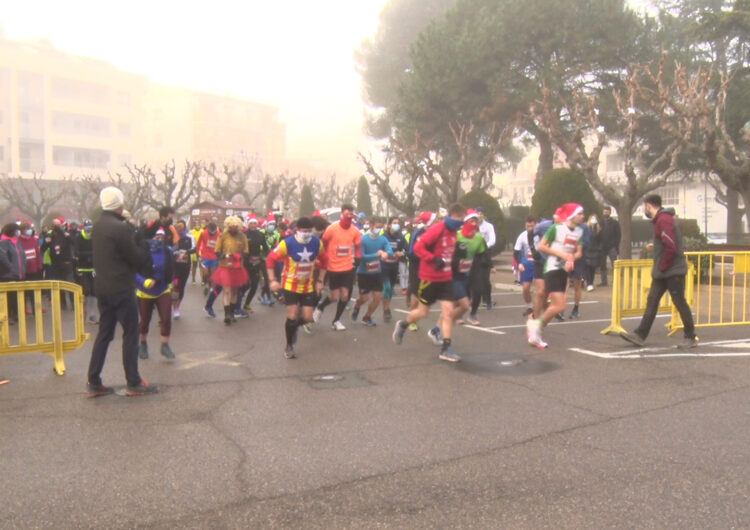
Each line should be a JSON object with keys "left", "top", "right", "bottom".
{"left": 2, "top": 278, "right": 750, "bottom": 529}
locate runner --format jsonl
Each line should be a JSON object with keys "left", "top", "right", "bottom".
{"left": 453, "top": 209, "right": 487, "bottom": 326}
{"left": 313, "top": 203, "right": 362, "bottom": 331}
{"left": 260, "top": 217, "right": 281, "bottom": 305}
{"left": 198, "top": 221, "right": 221, "bottom": 317}
{"left": 172, "top": 220, "right": 195, "bottom": 320}
{"left": 212, "top": 216, "right": 249, "bottom": 325}
{"left": 381, "top": 217, "right": 407, "bottom": 322}
{"left": 240, "top": 214, "right": 269, "bottom": 313}
{"left": 405, "top": 211, "right": 437, "bottom": 331}
{"left": 188, "top": 219, "right": 203, "bottom": 283}
{"left": 135, "top": 228, "right": 176, "bottom": 360}
{"left": 351, "top": 219, "right": 393, "bottom": 326}
{"left": 392, "top": 203, "right": 467, "bottom": 362}
{"left": 513, "top": 216, "right": 538, "bottom": 317}
{"left": 526, "top": 203, "right": 585, "bottom": 349}
{"left": 266, "top": 217, "right": 327, "bottom": 359}
{"left": 568, "top": 217, "right": 592, "bottom": 319}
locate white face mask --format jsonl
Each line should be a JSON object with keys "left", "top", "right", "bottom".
{"left": 370, "top": 227, "right": 381, "bottom": 238}
{"left": 297, "top": 231, "right": 313, "bottom": 244}
{"left": 363, "top": 224, "right": 370, "bottom": 232}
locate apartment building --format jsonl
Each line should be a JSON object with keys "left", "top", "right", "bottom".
{"left": 0, "top": 36, "right": 148, "bottom": 177}
{"left": 0, "top": 33, "right": 286, "bottom": 178}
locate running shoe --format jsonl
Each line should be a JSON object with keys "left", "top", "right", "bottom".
{"left": 427, "top": 327, "right": 442, "bottom": 346}
{"left": 87, "top": 316, "right": 100, "bottom": 325}
{"left": 125, "top": 380, "right": 159, "bottom": 396}
{"left": 439, "top": 347, "right": 462, "bottom": 362}
{"left": 586, "top": 284, "right": 594, "bottom": 292}
{"left": 362, "top": 316, "right": 377, "bottom": 327}
{"left": 234, "top": 308, "right": 250, "bottom": 319}
{"left": 620, "top": 331, "right": 645, "bottom": 347}
{"left": 383, "top": 309, "right": 392, "bottom": 323}
{"left": 528, "top": 336, "right": 549, "bottom": 349}
{"left": 138, "top": 342, "right": 148, "bottom": 359}
{"left": 160, "top": 343, "right": 175, "bottom": 360}
{"left": 285, "top": 344, "right": 296, "bottom": 359}
{"left": 173, "top": 309, "right": 180, "bottom": 320}
{"left": 522, "top": 307, "right": 534, "bottom": 317}
{"left": 392, "top": 320, "right": 406, "bottom": 345}
{"left": 526, "top": 318, "right": 540, "bottom": 341}
{"left": 408, "top": 322, "right": 419, "bottom": 332}
{"left": 568, "top": 307, "right": 579, "bottom": 320}
{"left": 204, "top": 305, "right": 216, "bottom": 318}
{"left": 677, "top": 336, "right": 699, "bottom": 349}
{"left": 332, "top": 320, "right": 346, "bottom": 331}
{"left": 351, "top": 304, "right": 360, "bottom": 321}
{"left": 85, "top": 382, "right": 114, "bottom": 397}
{"left": 466, "top": 315, "right": 481, "bottom": 326}
{"left": 555, "top": 312, "right": 565, "bottom": 322}
{"left": 312, "top": 308, "right": 322, "bottom": 323}
{"left": 302, "top": 323, "right": 313, "bottom": 335}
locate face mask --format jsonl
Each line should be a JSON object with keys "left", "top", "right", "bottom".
{"left": 267, "top": 225, "right": 276, "bottom": 233}
{"left": 14, "top": 231, "right": 20, "bottom": 238}
{"left": 297, "top": 231, "right": 313, "bottom": 244}
{"left": 391, "top": 224, "right": 401, "bottom": 233}
{"left": 363, "top": 224, "right": 370, "bottom": 232}
{"left": 462, "top": 223, "right": 478, "bottom": 238}
{"left": 444, "top": 217, "right": 463, "bottom": 232}
{"left": 150, "top": 239, "right": 164, "bottom": 251}
{"left": 370, "top": 228, "right": 381, "bottom": 238}
{"left": 24, "top": 229, "right": 33, "bottom": 237}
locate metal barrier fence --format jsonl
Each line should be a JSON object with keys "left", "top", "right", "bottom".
{"left": 667, "top": 251, "right": 750, "bottom": 335}
{"left": 600, "top": 259, "right": 695, "bottom": 336}
{"left": 0, "top": 281, "right": 89, "bottom": 375}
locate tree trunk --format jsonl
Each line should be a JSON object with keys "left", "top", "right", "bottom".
{"left": 741, "top": 189, "right": 750, "bottom": 239}
{"left": 616, "top": 199, "right": 636, "bottom": 259}
{"left": 726, "top": 188, "right": 744, "bottom": 243}
{"left": 535, "top": 132, "right": 554, "bottom": 187}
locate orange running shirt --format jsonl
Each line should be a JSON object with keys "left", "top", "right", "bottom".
{"left": 321, "top": 222, "right": 362, "bottom": 272}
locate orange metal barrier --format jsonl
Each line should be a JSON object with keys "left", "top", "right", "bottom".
{"left": 0, "top": 281, "right": 90, "bottom": 375}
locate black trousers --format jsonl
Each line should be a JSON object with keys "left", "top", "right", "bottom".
{"left": 634, "top": 275, "right": 695, "bottom": 340}
{"left": 87, "top": 290, "right": 142, "bottom": 387}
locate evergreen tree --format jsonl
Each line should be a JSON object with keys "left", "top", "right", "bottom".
{"left": 356, "top": 176, "right": 373, "bottom": 217}
{"left": 299, "top": 184, "right": 315, "bottom": 217}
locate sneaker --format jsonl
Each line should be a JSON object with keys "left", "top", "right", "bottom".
{"left": 486, "top": 301, "right": 494, "bottom": 310}
{"left": 427, "top": 327, "right": 442, "bottom": 346}
{"left": 284, "top": 344, "right": 296, "bottom": 359}
{"left": 383, "top": 309, "right": 392, "bottom": 323}
{"left": 677, "top": 336, "right": 699, "bottom": 349}
{"left": 242, "top": 302, "right": 252, "bottom": 311}
{"left": 439, "top": 347, "right": 462, "bottom": 362}
{"left": 351, "top": 304, "right": 360, "bottom": 321}
{"left": 466, "top": 315, "right": 481, "bottom": 326}
{"left": 173, "top": 309, "right": 180, "bottom": 320}
{"left": 312, "top": 308, "right": 322, "bottom": 323}
{"left": 568, "top": 308, "right": 579, "bottom": 320}
{"left": 160, "top": 343, "right": 175, "bottom": 360}
{"left": 620, "top": 331, "right": 645, "bottom": 347}
{"left": 204, "top": 305, "right": 216, "bottom": 318}
{"left": 87, "top": 316, "right": 99, "bottom": 325}
{"left": 302, "top": 323, "right": 313, "bottom": 335}
{"left": 125, "top": 380, "right": 159, "bottom": 396}
{"left": 586, "top": 284, "right": 594, "bottom": 292}
{"left": 392, "top": 320, "right": 406, "bottom": 345}
{"left": 234, "top": 308, "right": 250, "bottom": 319}
{"left": 85, "top": 382, "right": 114, "bottom": 397}
{"left": 526, "top": 318, "right": 540, "bottom": 341}
{"left": 362, "top": 316, "right": 376, "bottom": 327}
{"left": 528, "top": 336, "right": 549, "bottom": 349}
{"left": 555, "top": 312, "right": 565, "bottom": 322}
{"left": 408, "top": 322, "right": 419, "bottom": 332}
{"left": 332, "top": 320, "right": 346, "bottom": 331}
{"left": 138, "top": 342, "right": 148, "bottom": 359}
{"left": 522, "top": 307, "right": 534, "bottom": 317}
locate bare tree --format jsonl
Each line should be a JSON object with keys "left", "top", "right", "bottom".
{"left": 358, "top": 151, "right": 422, "bottom": 217}
{"left": 129, "top": 160, "right": 202, "bottom": 215}
{"left": 533, "top": 65, "right": 686, "bottom": 258}
{"left": 0, "top": 173, "right": 69, "bottom": 227}
{"left": 65, "top": 174, "right": 105, "bottom": 220}
{"left": 201, "top": 162, "right": 267, "bottom": 206}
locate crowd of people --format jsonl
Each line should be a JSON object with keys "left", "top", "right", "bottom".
{"left": 1, "top": 185, "right": 696, "bottom": 394}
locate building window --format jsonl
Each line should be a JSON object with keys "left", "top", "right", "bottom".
{"left": 51, "top": 77, "right": 109, "bottom": 103}
{"left": 53, "top": 146, "right": 109, "bottom": 169}
{"left": 52, "top": 112, "right": 111, "bottom": 137}
{"left": 19, "top": 141, "right": 45, "bottom": 172}
{"left": 660, "top": 187, "right": 679, "bottom": 206}
{"left": 606, "top": 153, "right": 624, "bottom": 173}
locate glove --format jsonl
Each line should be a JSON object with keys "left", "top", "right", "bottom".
{"left": 353, "top": 257, "right": 361, "bottom": 269}
{"left": 433, "top": 257, "right": 445, "bottom": 271}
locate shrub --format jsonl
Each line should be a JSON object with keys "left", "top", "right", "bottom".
{"left": 458, "top": 189, "right": 506, "bottom": 254}
{"left": 531, "top": 168, "right": 601, "bottom": 220}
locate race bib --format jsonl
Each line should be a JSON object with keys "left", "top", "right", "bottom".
{"left": 176, "top": 250, "right": 189, "bottom": 263}
{"left": 458, "top": 258, "right": 473, "bottom": 273}
{"left": 295, "top": 262, "right": 313, "bottom": 280}
{"left": 336, "top": 245, "right": 350, "bottom": 257}
{"left": 366, "top": 260, "right": 381, "bottom": 273}
{"left": 207, "top": 239, "right": 216, "bottom": 249}
{"left": 25, "top": 248, "right": 36, "bottom": 260}
{"left": 563, "top": 233, "right": 579, "bottom": 253}
{"left": 526, "top": 249, "right": 534, "bottom": 260}
{"left": 248, "top": 256, "right": 261, "bottom": 264}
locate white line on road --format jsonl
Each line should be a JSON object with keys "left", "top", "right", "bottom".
{"left": 569, "top": 338, "right": 750, "bottom": 359}
{"left": 394, "top": 300, "right": 599, "bottom": 315}
{"left": 485, "top": 314, "right": 668, "bottom": 330}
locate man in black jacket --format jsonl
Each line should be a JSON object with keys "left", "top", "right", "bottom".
{"left": 598, "top": 206, "right": 621, "bottom": 286}
{"left": 86, "top": 186, "right": 157, "bottom": 397}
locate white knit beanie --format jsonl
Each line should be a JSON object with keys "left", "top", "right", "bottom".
{"left": 100, "top": 186, "right": 124, "bottom": 211}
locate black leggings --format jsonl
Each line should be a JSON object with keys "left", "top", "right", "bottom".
{"left": 174, "top": 263, "right": 190, "bottom": 302}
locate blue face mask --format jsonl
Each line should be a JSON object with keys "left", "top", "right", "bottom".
{"left": 149, "top": 238, "right": 164, "bottom": 252}
{"left": 391, "top": 224, "right": 401, "bottom": 233}
{"left": 444, "top": 217, "right": 463, "bottom": 232}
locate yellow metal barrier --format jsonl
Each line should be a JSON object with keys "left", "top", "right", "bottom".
{"left": 0, "top": 281, "right": 90, "bottom": 375}
{"left": 601, "top": 259, "right": 694, "bottom": 335}
{"left": 667, "top": 251, "right": 750, "bottom": 335}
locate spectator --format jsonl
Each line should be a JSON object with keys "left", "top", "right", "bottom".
{"left": 18, "top": 222, "right": 43, "bottom": 314}
{"left": 584, "top": 215, "right": 601, "bottom": 291}
{"left": 0, "top": 222, "right": 26, "bottom": 324}
{"left": 598, "top": 206, "right": 621, "bottom": 286}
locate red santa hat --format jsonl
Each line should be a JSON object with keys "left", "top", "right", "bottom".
{"left": 464, "top": 208, "right": 480, "bottom": 222}
{"left": 155, "top": 228, "right": 165, "bottom": 236}
{"left": 556, "top": 203, "right": 584, "bottom": 222}
{"left": 54, "top": 216, "right": 65, "bottom": 225}
{"left": 246, "top": 213, "right": 258, "bottom": 225}
{"left": 415, "top": 211, "right": 437, "bottom": 226}
{"left": 313, "top": 209, "right": 321, "bottom": 216}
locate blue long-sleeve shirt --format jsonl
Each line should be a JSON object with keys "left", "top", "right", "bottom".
{"left": 357, "top": 233, "right": 393, "bottom": 275}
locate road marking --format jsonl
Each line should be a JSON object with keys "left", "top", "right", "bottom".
{"left": 485, "top": 314, "right": 668, "bottom": 331}
{"left": 394, "top": 300, "right": 598, "bottom": 315}
{"left": 569, "top": 338, "right": 750, "bottom": 359}
{"left": 462, "top": 325, "right": 506, "bottom": 335}
{"left": 178, "top": 351, "right": 242, "bottom": 370}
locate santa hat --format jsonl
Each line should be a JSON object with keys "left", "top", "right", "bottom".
{"left": 415, "top": 211, "right": 437, "bottom": 226}
{"left": 155, "top": 228, "right": 165, "bottom": 236}
{"left": 246, "top": 213, "right": 259, "bottom": 224}
{"left": 313, "top": 209, "right": 320, "bottom": 216}
{"left": 265, "top": 217, "right": 276, "bottom": 225}
{"left": 556, "top": 203, "right": 584, "bottom": 222}
{"left": 464, "top": 209, "right": 480, "bottom": 222}
{"left": 54, "top": 216, "right": 65, "bottom": 225}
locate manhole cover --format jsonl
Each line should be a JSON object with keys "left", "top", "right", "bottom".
{"left": 456, "top": 353, "right": 559, "bottom": 377}
{"left": 302, "top": 372, "right": 374, "bottom": 389}
{"left": 311, "top": 374, "right": 344, "bottom": 382}
{"left": 499, "top": 359, "right": 526, "bottom": 367}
